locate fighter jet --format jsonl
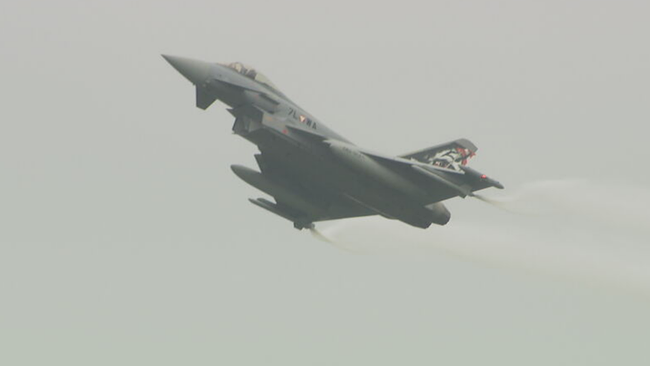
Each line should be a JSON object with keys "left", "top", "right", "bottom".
{"left": 163, "top": 55, "right": 503, "bottom": 230}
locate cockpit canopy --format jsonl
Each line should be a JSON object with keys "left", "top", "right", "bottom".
{"left": 223, "top": 62, "right": 282, "bottom": 95}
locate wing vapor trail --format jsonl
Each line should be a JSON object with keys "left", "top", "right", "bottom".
{"left": 313, "top": 180, "right": 650, "bottom": 294}
{"left": 310, "top": 227, "right": 361, "bottom": 253}
{"left": 473, "top": 179, "right": 650, "bottom": 233}
{"left": 309, "top": 227, "right": 334, "bottom": 243}
{"left": 470, "top": 193, "right": 534, "bottom": 214}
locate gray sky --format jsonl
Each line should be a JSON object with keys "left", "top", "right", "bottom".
{"left": 1, "top": 0, "right": 650, "bottom": 365}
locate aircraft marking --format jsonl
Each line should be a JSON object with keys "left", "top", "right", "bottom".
{"left": 289, "top": 107, "right": 317, "bottom": 130}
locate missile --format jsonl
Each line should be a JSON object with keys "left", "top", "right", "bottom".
{"left": 248, "top": 198, "right": 296, "bottom": 221}
{"left": 248, "top": 198, "right": 314, "bottom": 230}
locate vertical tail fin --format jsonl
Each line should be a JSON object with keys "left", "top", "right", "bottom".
{"left": 399, "top": 138, "right": 478, "bottom": 171}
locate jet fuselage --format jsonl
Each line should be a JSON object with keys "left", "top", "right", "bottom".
{"left": 163, "top": 55, "right": 502, "bottom": 229}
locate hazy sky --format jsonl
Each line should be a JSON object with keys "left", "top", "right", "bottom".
{"left": 1, "top": 0, "right": 650, "bottom": 365}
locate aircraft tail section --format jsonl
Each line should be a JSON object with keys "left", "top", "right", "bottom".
{"left": 399, "top": 138, "right": 477, "bottom": 172}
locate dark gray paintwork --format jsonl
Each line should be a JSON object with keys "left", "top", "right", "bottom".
{"left": 163, "top": 55, "right": 503, "bottom": 230}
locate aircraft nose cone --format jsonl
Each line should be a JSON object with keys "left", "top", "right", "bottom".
{"left": 162, "top": 54, "right": 212, "bottom": 85}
